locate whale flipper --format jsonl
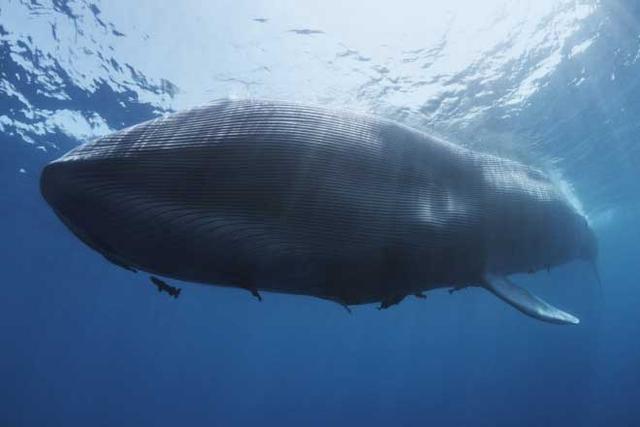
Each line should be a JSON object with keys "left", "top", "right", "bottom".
{"left": 483, "top": 276, "right": 579, "bottom": 325}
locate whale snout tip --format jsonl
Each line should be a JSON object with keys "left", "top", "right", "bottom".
{"left": 40, "top": 159, "right": 81, "bottom": 213}
{"left": 40, "top": 161, "right": 66, "bottom": 209}
{"left": 40, "top": 159, "right": 103, "bottom": 250}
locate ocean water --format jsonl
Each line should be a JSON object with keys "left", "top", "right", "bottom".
{"left": 1, "top": 1, "right": 639, "bottom": 426}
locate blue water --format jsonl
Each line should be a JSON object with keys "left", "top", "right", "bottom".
{"left": 2, "top": 1, "right": 639, "bottom": 426}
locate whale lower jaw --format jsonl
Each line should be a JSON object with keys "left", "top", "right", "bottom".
{"left": 483, "top": 275, "right": 580, "bottom": 325}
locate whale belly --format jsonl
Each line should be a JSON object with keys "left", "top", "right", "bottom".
{"left": 41, "top": 100, "right": 485, "bottom": 303}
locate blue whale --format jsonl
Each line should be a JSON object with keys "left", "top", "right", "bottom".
{"left": 40, "top": 99, "right": 597, "bottom": 324}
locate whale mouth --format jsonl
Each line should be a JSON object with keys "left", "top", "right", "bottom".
{"left": 483, "top": 275, "right": 580, "bottom": 325}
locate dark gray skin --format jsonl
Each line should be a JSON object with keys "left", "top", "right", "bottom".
{"left": 40, "top": 99, "right": 597, "bottom": 323}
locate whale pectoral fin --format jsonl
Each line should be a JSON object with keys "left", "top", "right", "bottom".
{"left": 482, "top": 276, "right": 580, "bottom": 325}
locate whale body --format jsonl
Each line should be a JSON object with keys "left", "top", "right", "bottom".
{"left": 40, "top": 99, "right": 597, "bottom": 324}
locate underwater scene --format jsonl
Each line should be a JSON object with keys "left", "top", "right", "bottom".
{"left": 1, "top": 0, "right": 639, "bottom": 425}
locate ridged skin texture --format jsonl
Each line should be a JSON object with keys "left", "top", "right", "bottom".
{"left": 41, "top": 99, "right": 595, "bottom": 305}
